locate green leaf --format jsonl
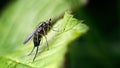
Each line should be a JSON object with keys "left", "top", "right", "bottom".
{"left": 1, "top": 11, "right": 88, "bottom": 68}
{"left": 0, "top": 0, "right": 88, "bottom": 68}
{"left": 0, "top": 0, "right": 87, "bottom": 55}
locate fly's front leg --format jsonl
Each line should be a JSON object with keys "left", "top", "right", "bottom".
{"left": 48, "top": 26, "right": 59, "bottom": 32}
{"left": 43, "top": 28, "right": 49, "bottom": 50}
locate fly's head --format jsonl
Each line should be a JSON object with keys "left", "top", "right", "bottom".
{"left": 46, "top": 18, "right": 51, "bottom": 27}
{"left": 37, "top": 19, "right": 51, "bottom": 33}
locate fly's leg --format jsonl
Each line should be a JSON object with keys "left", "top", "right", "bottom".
{"left": 33, "top": 46, "right": 39, "bottom": 62}
{"left": 44, "top": 35, "right": 49, "bottom": 50}
{"left": 43, "top": 28, "right": 49, "bottom": 50}
{"left": 51, "top": 28, "right": 59, "bottom": 32}
{"left": 28, "top": 47, "right": 35, "bottom": 56}
{"left": 28, "top": 32, "right": 39, "bottom": 56}
{"left": 48, "top": 26, "right": 59, "bottom": 32}
{"left": 32, "top": 32, "right": 40, "bottom": 62}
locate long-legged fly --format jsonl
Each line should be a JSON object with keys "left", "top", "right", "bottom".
{"left": 23, "top": 19, "right": 51, "bottom": 62}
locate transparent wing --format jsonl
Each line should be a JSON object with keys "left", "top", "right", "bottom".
{"left": 23, "top": 30, "right": 36, "bottom": 44}
{"left": 23, "top": 26, "right": 43, "bottom": 44}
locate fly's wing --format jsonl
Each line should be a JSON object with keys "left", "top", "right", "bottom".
{"left": 23, "top": 30, "right": 36, "bottom": 44}
{"left": 23, "top": 27, "right": 43, "bottom": 44}
{"left": 23, "top": 22, "right": 43, "bottom": 44}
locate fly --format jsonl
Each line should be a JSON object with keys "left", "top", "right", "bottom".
{"left": 23, "top": 19, "right": 51, "bottom": 62}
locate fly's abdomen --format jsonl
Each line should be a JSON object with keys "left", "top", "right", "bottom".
{"left": 33, "top": 32, "right": 41, "bottom": 47}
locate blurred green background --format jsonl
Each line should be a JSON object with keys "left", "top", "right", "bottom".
{"left": 66, "top": 0, "right": 120, "bottom": 68}
{"left": 0, "top": 0, "right": 119, "bottom": 68}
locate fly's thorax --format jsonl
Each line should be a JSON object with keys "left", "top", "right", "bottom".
{"left": 42, "top": 22, "right": 48, "bottom": 28}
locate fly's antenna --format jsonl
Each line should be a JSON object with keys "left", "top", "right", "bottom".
{"left": 48, "top": 18, "right": 51, "bottom": 22}
{"left": 49, "top": 18, "right": 51, "bottom": 21}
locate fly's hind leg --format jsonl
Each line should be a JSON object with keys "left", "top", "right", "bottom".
{"left": 33, "top": 46, "right": 39, "bottom": 62}
{"left": 28, "top": 46, "right": 35, "bottom": 56}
